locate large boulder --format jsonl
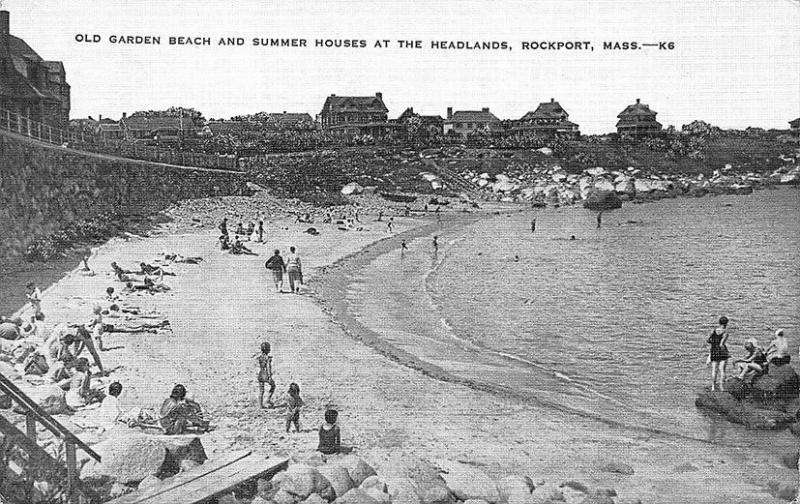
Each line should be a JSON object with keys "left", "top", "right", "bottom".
{"left": 341, "top": 183, "right": 364, "bottom": 196}
{"left": 529, "top": 483, "right": 563, "bottom": 503}
{"left": 752, "top": 364, "right": 800, "bottom": 402}
{"left": 335, "top": 488, "right": 379, "bottom": 504}
{"left": 496, "top": 475, "right": 534, "bottom": 501}
{"left": 592, "top": 179, "right": 616, "bottom": 193}
{"left": 599, "top": 462, "right": 634, "bottom": 475}
{"left": 319, "top": 465, "right": 355, "bottom": 499}
{"left": 156, "top": 436, "right": 208, "bottom": 477}
{"left": 281, "top": 464, "right": 335, "bottom": 501}
{"left": 582, "top": 189, "right": 622, "bottom": 211}
{"left": 435, "top": 460, "right": 500, "bottom": 503}
{"left": 329, "top": 455, "right": 377, "bottom": 486}
{"left": 695, "top": 390, "right": 795, "bottom": 429}
{"left": 15, "top": 385, "right": 68, "bottom": 415}
{"left": 614, "top": 178, "right": 636, "bottom": 198}
{"left": 81, "top": 433, "right": 167, "bottom": 485}
{"left": 379, "top": 454, "right": 451, "bottom": 504}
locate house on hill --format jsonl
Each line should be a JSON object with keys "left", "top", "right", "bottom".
{"left": 443, "top": 107, "right": 503, "bottom": 139}
{"left": 513, "top": 98, "right": 580, "bottom": 138}
{"left": 0, "top": 10, "right": 70, "bottom": 128}
{"left": 202, "top": 120, "right": 263, "bottom": 138}
{"left": 616, "top": 98, "right": 662, "bottom": 137}
{"left": 319, "top": 93, "right": 396, "bottom": 136}
{"left": 790, "top": 117, "right": 800, "bottom": 135}
{"left": 396, "top": 107, "right": 444, "bottom": 135}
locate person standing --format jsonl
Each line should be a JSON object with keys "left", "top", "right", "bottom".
{"left": 257, "top": 217, "right": 264, "bottom": 243}
{"left": 530, "top": 218, "right": 536, "bottom": 233}
{"left": 707, "top": 316, "right": 730, "bottom": 391}
{"left": 286, "top": 246, "right": 303, "bottom": 294}
{"left": 433, "top": 236, "right": 439, "bottom": 253}
{"left": 219, "top": 217, "right": 228, "bottom": 237}
{"left": 265, "top": 250, "right": 286, "bottom": 292}
{"left": 26, "top": 282, "right": 42, "bottom": 318}
{"left": 596, "top": 212, "right": 603, "bottom": 229}
{"left": 257, "top": 342, "right": 275, "bottom": 408}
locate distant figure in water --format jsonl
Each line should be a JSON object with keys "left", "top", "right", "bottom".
{"left": 514, "top": 254, "right": 520, "bottom": 262}
{"left": 569, "top": 235, "right": 576, "bottom": 241}
{"left": 400, "top": 239, "right": 408, "bottom": 255}
{"left": 433, "top": 236, "right": 439, "bottom": 253}
{"left": 530, "top": 218, "right": 536, "bottom": 233}
{"left": 707, "top": 316, "right": 730, "bottom": 392}
{"left": 387, "top": 218, "right": 394, "bottom": 233}
{"left": 596, "top": 212, "right": 603, "bottom": 229}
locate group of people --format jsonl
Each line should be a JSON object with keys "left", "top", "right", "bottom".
{"left": 707, "top": 316, "right": 793, "bottom": 391}
{"left": 264, "top": 247, "right": 304, "bottom": 293}
{"left": 256, "top": 341, "right": 344, "bottom": 454}
{"left": 218, "top": 217, "right": 264, "bottom": 255}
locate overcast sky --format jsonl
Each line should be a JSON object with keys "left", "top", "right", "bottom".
{"left": 4, "top": 0, "right": 799, "bottom": 133}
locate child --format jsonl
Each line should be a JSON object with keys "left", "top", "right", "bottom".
{"left": 88, "top": 305, "right": 105, "bottom": 351}
{"left": 257, "top": 342, "right": 275, "bottom": 408}
{"left": 317, "top": 409, "right": 341, "bottom": 455}
{"left": 285, "top": 383, "right": 303, "bottom": 433}
{"left": 65, "top": 358, "right": 92, "bottom": 409}
{"left": 98, "top": 381, "right": 124, "bottom": 429}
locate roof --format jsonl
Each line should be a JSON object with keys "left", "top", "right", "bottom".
{"left": 321, "top": 95, "right": 388, "bottom": 115}
{"left": 446, "top": 110, "right": 502, "bottom": 124}
{"left": 514, "top": 120, "right": 578, "bottom": 130}
{"left": 522, "top": 100, "right": 569, "bottom": 121}
{"left": 617, "top": 100, "right": 658, "bottom": 118}
{"left": 0, "top": 60, "right": 47, "bottom": 99}
{"left": 99, "top": 123, "right": 122, "bottom": 132}
{"left": 205, "top": 121, "right": 262, "bottom": 135}
{"left": 265, "top": 113, "right": 313, "bottom": 125}
{"left": 122, "top": 116, "right": 193, "bottom": 131}
{"left": 790, "top": 118, "right": 800, "bottom": 127}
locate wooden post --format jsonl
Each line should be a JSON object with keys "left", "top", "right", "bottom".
{"left": 65, "top": 440, "right": 77, "bottom": 504}
{"left": 17, "top": 113, "right": 22, "bottom": 134}
{"left": 48, "top": 126, "right": 52, "bottom": 143}
{"left": 25, "top": 413, "right": 36, "bottom": 441}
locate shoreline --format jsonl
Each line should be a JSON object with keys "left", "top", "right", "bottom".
{"left": 3, "top": 193, "right": 797, "bottom": 503}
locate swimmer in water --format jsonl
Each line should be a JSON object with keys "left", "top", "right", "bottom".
{"left": 570, "top": 235, "right": 576, "bottom": 241}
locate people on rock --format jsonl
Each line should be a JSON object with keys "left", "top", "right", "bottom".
{"left": 734, "top": 338, "right": 767, "bottom": 382}
{"left": 765, "top": 329, "right": 790, "bottom": 366}
{"left": 707, "top": 316, "right": 730, "bottom": 392}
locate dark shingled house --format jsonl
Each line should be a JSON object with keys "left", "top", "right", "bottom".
{"left": 443, "top": 107, "right": 503, "bottom": 139}
{"left": 514, "top": 98, "right": 580, "bottom": 138}
{"left": 616, "top": 98, "right": 662, "bottom": 137}
{"left": 0, "top": 10, "right": 70, "bottom": 128}
{"left": 319, "top": 93, "right": 394, "bottom": 136}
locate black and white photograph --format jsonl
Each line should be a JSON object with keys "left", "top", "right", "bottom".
{"left": 0, "top": 1, "right": 798, "bottom": 503}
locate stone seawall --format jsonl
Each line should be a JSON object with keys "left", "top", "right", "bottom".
{"left": 0, "top": 131, "right": 247, "bottom": 260}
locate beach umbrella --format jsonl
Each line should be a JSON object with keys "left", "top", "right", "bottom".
{"left": 583, "top": 188, "right": 623, "bottom": 211}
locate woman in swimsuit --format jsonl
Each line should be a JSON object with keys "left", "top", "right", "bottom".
{"left": 707, "top": 316, "right": 730, "bottom": 391}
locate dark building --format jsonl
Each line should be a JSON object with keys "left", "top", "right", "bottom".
{"left": 319, "top": 92, "right": 393, "bottom": 136}
{"left": 443, "top": 107, "right": 503, "bottom": 139}
{"left": 0, "top": 10, "right": 70, "bottom": 128}
{"left": 264, "top": 112, "right": 315, "bottom": 130}
{"left": 513, "top": 98, "right": 580, "bottom": 137}
{"left": 616, "top": 98, "right": 662, "bottom": 137}
{"left": 790, "top": 117, "right": 800, "bottom": 134}
{"left": 120, "top": 114, "right": 196, "bottom": 143}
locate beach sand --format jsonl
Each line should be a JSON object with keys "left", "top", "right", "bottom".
{"left": 11, "top": 206, "right": 794, "bottom": 504}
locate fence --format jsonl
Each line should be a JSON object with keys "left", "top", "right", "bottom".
{"left": 0, "top": 108, "right": 239, "bottom": 171}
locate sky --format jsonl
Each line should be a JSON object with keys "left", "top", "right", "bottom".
{"left": 3, "top": 0, "right": 799, "bottom": 134}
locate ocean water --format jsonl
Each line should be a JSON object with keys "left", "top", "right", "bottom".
{"left": 345, "top": 187, "right": 800, "bottom": 449}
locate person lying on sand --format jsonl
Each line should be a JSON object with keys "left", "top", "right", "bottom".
{"left": 139, "top": 262, "right": 176, "bottom": 276}
{"left": 162, "top": 253, "right": 203, "bottom": 264}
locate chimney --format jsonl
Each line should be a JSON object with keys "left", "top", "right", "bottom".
{"left": 98, "top": 114, "right": 102, "bottom": 122}
{"left": 551, "top": 98, "right": 554, "bottom": 103}
{"left": 636, "top": 98, "right": 641, "bottom": 104}
{"left": 0, "top": 11, "right": 10, "bottom": 59}
{"left": 283, "top": 111, "right": 287, "bottom": 114}
{"left": 122, "top": 112, "right": 127, "bottom": 119}
{"left": 447, "top": 107, "right": 453, "bottom": 120}
{"left": 376, "top": 92, "right": 383, "bottom": 100}
{"left": 482, "top": 107, "right": 489, "bottom": 113}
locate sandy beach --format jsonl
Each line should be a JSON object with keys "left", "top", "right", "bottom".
{"left": 8, "top": 197, "right": 796, "bottom": 504}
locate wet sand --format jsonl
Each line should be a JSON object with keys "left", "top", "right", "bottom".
{"left": 11, "top": 210, "right": 794, "bottom": 504}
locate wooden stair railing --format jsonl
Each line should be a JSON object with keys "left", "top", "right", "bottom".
{"left": 0, "top": 372, "right": 101, "bottom": 503}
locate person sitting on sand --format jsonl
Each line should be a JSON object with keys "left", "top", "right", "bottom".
{"left": 257, "top": 342, "right": 275, "bottom": 408}
{"left": 159, "top": 384, "right": 208, "bottom": 435}
{"left": 734, "top": 338, "right": 767, "bottom": 382}
{"left": 96, "top": 381, "right": 125, "bottom": 430}
{"left": 707, "top": 316, "right": 730, "bottom": 392}
{"left": 64, "top": 358, "right": 96, "bottom": 409}
{"left": 765, "top": 329, "right": 790, "bottom": 366}
{"left": 246, "top": 221, "right": 255, "bottom": 238}
{"left": 265, "top": 250, "right": 286, "bottom": 292}
{"left": 230, "top": 235, "right": 257, "bottom": 255}
{"left": 317, "top": 408, "right": 341, "bottom": 455}
{"left": 219, "top": 234, "right": 231, "bottom": 250}
{"left": 111, "top": 262, "right": 137, "bottom": 282}
{"left": 236, "top": 222, "right": 245, "bottom": 236}
{"left": 139, "top": 262, "right": 175, "bottom": 276}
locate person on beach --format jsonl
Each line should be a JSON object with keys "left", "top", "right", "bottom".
{"left": 433, "top": 236, "right": 439, "bottom": 253}
{"left": 26, "top": 282, "right": 43, "bottom": 317}
{"left": 318, "top": 408, "right": 341, "bottom": 455}
{"left": 159, "top": 384, "right": 208, "bottom": 435}
{"left": 734, "top": 338, "right": 767, "bottom": 382}
{"left": 97, "top": 381, "right": 125, "bottom": 429}
{"left": 401, "top": 239, "right": 408, "bottom": 256}
{"left": 257, "top": 342, "right": 275, "bottom": 408}
{"left": 73, "top": 324, "right": 105, "bottom": 375}
{"left": 765, "top": 329, "right": 790, "bottom": 366}
{"left": 265, "top": 250, "right": 287, "bottom": 292}
{"left": 231, "top": 235, "right": 257, "bottom": 255}
{"left": 65, "top": 358, "right": 93, "bottom": 409}
{"left": 88, "top": 305, "right": 106, "bottom": 351}
{"left": 387, "top": 218, "right": 394, "bottom": 233}
{"left": 596, "top": 212, "right": 603, "bottom": 229}
{"left": 707, "top": 316, "right": 730, "bottom": 391}
{"left": 219, "top": 234, "right": 231, "bottom": 251}
{"left": 140, "top": 262, "right": 175, "bottom": 276}
{"left": 106, "top": 286, "right": 119, "bottom": 302}
{"left": 258, "top": 217, "right": 265, "bottom": 242}
{"left": 219, "top": 217, "right": 229, "bottom": 237}
{"left": 111, "top": 262, "right": 136, "bottom": 282}
{"left": 531, "top": 218, "right": 536, "bottom": 233}
{"left": 377, "top": 211, "right": 383, "bottom": 222}
{"left": 286, "top": 246, "right": 303, "bottom": 294}
{"left": 284, "top": 382, "right": 303, "bottom": 433}
{"left": 236, "top": 222, "right": 245, "bottom": 236}
{"left": 246, "top": 221, "right": 255, "bottom": 239}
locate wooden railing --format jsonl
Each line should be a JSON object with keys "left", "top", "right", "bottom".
{"left": 0, "top": 372, "right": 101, "bottom": 503}
{"left": 0, "top": 107, "right": 239, "bottom": 171}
